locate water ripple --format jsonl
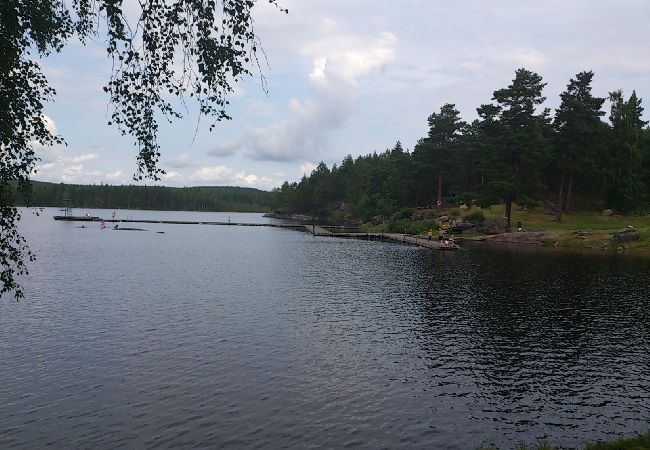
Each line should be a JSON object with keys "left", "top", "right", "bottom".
{"left": 1, "top": 209, "right": 649, "bottom": 449}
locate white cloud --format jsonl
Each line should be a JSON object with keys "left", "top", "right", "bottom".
{"left": 307, "top": 32, "right": 397, "bottom": 87}
{"left": 162, "top": 170, "right": 183, "bottom": 181}
{"left": 71, "top": 153, "right": 99, "bottom": 164}
{"left": 188, "top": 164, "right": 281, "bottom": 190}
{"left": 42, "top": 115, "right": 57, "bottom": 135}
{"left": 191, "top": 165, "right": 256, "bottom": 185}
{"left": 220, "top": 31, "right": 397, "bottom": 162}
{"left": 493, "top": 48, "right": 549, "bottom": 71}
{"left": 299, "top": 162, "right": 317, "bottom": 175}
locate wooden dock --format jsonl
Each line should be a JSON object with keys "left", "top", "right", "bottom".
{"left": 327, "top": 232, "right": 455, "bottom": 250}
{"left": 53, "top": 216, "right": 456, "bottom": 250}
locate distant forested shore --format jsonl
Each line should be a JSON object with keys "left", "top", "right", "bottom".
{"left": 272, "top": 69, "right": 650, "bottom": 226}
{"left": 19, "top": 181, "right": 273, "bottom": 212}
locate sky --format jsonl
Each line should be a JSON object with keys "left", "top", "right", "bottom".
{"left": 33, "top": 0, "right": 650, "bottom": 191}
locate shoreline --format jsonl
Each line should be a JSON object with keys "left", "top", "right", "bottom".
{"left": 459, "top": 229, "right": 650, "bottom": 256}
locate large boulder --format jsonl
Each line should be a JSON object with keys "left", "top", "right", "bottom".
{"left": 449, "top": 223, "right": 475, "bottom": 234}
{"left": 612, "top": 228, "right": 640, "bottom": 243}
{"left": 370, "top": 215, "right": 383, "bottom": 225}
{"left": 484, "top": 218, "right": 507, "bottom": 235}
{"left": 602, "top": 209, "right": 614, "bottom": 216}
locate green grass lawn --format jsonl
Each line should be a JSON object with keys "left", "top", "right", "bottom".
{"left": 359, "top": 205, "right": 650, "bottom": 254}
{"left": 468, "top": 205, "right": 650, "bottom": 254}
{"left": 478, "top": 204, "right": 650, "bottom": 232}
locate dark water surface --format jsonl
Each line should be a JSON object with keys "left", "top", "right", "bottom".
{"left": 1, "top": 208, "right": 649, "bottom": 449}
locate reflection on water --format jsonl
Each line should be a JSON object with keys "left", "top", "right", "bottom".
{"left": 0, "top": 209, "right": 649, "bottom": 449}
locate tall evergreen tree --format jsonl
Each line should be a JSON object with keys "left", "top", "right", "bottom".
{"left": 553, "top": 71, "right": 605, "bottom": 220}
{"left": 606, "top": 90, "right": 648, "bottom": 212}
{"left": 413, "top": 103, "right": 465, "bottom": 208}
{"left": 483, "top": 68, "right": 551, "bottom": 228}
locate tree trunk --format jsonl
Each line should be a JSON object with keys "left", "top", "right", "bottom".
{"left": 556, "top": 172, "right": 566, "bottom": 222}
{"left": 437, "top": 173, "right": 443, "bottom": 209}
{"left": 564, "top": 178, "right": 573, "bottom": 212}
{"left": 505, "top": 196, "right": 512, "bottom": 232}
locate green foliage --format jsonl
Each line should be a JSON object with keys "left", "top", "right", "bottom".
{"left": 463, "top": 210, "right": 485, "bottom": 225}
{"left": 391, "top": 207, "right": 414, "bottom": 221}
{"left": 605, "top": 90, "right": 648, "bottom": 213}
{"left": 480, "top": 68, "right": 552, "bottom": 226}
{"left": 386, "top": 217, "right": 436, "bottom": 235}
{"left": 448, "top": 208, "right": 460, "bottom": 218}
{"left": 412, "top": 104, "right": 466, "bottom": 206}
{"left": 1, "top": 0, "right": 72, "bottom": 298}
{"left": 16, "top": 181, "right": 272, "bottom": 212}
{"left": 446, "top": 193, "right": 474, "bottom": 207}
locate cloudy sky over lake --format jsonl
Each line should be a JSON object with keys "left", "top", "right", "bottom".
{"left": 34, "top": 0, "right": 650, "bottom": 190}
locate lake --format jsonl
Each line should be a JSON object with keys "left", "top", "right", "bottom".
{"left": 1, "top": 208, "right": 649, "bottom": 449}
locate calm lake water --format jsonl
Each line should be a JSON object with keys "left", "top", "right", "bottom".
{"left": 1, "top": 208, "right": 649, "bottom": 449}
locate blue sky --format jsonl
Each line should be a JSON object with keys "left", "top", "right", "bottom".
{"left": 33, "top": 0, "right": 650, "bottom": 190}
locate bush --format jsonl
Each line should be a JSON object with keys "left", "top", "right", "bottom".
{"left": 390, "top": 207, "right": 413, "bottom": 221}
{"left": 446, "top": 193, "right": 474, "bottom": 207}
{"left": 448, "top": 208, "right": 460, "bottom": 218}
{"left": 386, "top": 218, "right": 437, "bottom": 235}
{"left": 464, "top": 210, "right": 486, "bottom": 225}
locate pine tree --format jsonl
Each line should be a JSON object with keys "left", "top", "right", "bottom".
{"left": 606, "top": 90, "right": 648, "bottom": 212}
{"left": 482, "top": 68, "right": 551, "bottom": 228}
{"left": 553, "top": 71, "right": 606, "bottom": 220}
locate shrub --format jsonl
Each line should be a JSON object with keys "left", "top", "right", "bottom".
{"left": 464, "top": 210, "right": 486, "bottom": 225}
{"left": 386, "top": 218, "right": 437, "bottom": 235}
{"left": 390, "top": 207, "right": 413, "bottom": 221}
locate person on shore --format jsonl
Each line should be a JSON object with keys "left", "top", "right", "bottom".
{"left": 100, "top": 221, "right": 106, "bottom": 229}
{"left": 427, "top": 229, "right": 432, "bottom": 241}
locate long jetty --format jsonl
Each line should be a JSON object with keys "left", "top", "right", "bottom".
{"left": 53, "top": 215, "right": 454, "bottom": 250}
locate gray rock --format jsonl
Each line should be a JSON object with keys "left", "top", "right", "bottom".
{"left": 370, "top": 215, "right": 383, "bottom": 225}
{"left": 484, "top": 218, "right": 507, "bottom": 235}
{"left": 612, "top": 228, "right": 640, "bottom": 243}
{"left": 449, "top": 223, "right": 475, "bottom": 233}
{"left": 602, "top": 209, "right": 614, "bottom": 216}
{"left": 487, "top": 231, "right": 546, "bottom": 244}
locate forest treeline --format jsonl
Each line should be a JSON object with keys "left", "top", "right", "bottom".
{"left": 271, "top": 69, "right": 650, "bottom": 225}
{"left": 20, "top": 181, "right": 273, "bottom": 212}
